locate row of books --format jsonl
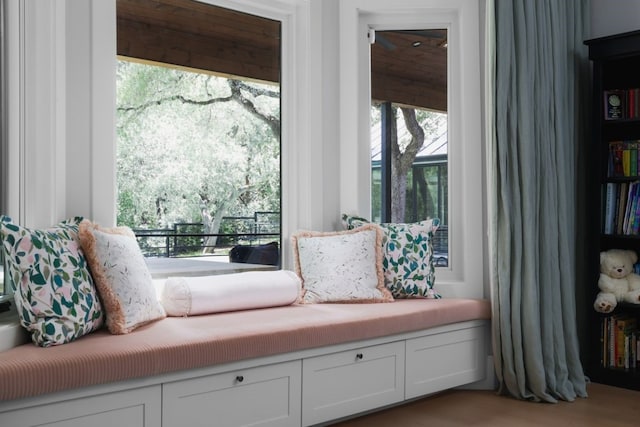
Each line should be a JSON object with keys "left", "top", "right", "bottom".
{"left": 604, "top": 89, "right": 640, "bottom": 120}
{"left": 603, "top": 181, "right": 640, "bottom": 235}
{"left": 601, "top": 314, "right": 640, "bottom": 370}
{"left": 608, "top": 140, "right": 640, "bottom": 177}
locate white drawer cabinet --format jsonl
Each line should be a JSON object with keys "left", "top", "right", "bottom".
{"left": 0, "top": 385, "right": 161, "bottom": 427}
{"left": 301, "top": 341, "right": 405, "bottom": 426}
{"left": 405, "top": 325, "right": 486, "bottom": 399}
{"left": 0, "top": 321, "right": 489, "bottom": 427}
{"left": 162, "top": 360, "right": 302, "bottom": 427}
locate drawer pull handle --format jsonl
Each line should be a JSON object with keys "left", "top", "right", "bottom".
{"left": 236, "top": 375, "right": 244, "bottom": 383}
{"left": 356, "top": 353, "right": 363, "bottom": 360}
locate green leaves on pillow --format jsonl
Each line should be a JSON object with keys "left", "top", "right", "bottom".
{"left": 342, "top": 214, "right": 441, "bottom": 299}
{"left": 0, "top": 216, "right": 104, "bottom": 347}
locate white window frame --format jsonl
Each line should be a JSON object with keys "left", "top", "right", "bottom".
{"left": 148, "top": 0, "right": 308, "bottom": 270}
{"left": 90, "top": 0, "right": 310, "bottom": 270}
{"left": 339, "top": 0, "right": 484, "bottom": 298}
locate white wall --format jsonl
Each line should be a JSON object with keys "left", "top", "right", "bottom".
{"left": 591, "top": 0, "right": 640, "bottom": 38}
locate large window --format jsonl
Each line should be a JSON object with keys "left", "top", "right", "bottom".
{"left": 116, "top": 0, "right": 281, "bottom": 262}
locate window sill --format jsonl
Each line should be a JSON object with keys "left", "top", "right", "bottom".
{"left": 144, "top": 256, "right": 278, "bottom": 279}
{"left": 0, "top": 302, "right": 29, "bottom": 352}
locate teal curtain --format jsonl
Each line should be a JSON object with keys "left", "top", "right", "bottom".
{"left": 489, "top": 0, "right": 589, "bottom": 402}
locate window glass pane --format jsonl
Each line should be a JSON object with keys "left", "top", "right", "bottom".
{"left": 116, "top": 0, "right": 281, "bottom": 264}
{"left": 370, "top": 29, "right": 448, "bottom": 266}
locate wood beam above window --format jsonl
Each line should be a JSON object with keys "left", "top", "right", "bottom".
{"left": 116, "top": 0, "right": 280, "bottom": 83}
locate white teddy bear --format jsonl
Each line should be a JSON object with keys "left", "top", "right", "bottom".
{"left": 593, "top": 248, "right": 640, "bottom": 313}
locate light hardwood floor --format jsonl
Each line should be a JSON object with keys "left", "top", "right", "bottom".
{"left": 330, "top": 383, "right": 640, "bottom": 426}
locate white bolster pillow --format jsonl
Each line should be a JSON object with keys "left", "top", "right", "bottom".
{"left": 161, "top": 270, "right": 301, "bottom": 316}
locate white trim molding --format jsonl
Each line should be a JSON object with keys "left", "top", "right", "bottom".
{"left": 10, "top": 0, "right": 68, "bottom": 228}
{"left": 3, "top": 0, "right": 23, "bottom": 222}
{"left": 66, "top": 0, "right": 117, "bottom": 226}
{"left": 197, "top": 0, "right": 313, "bottom": 270}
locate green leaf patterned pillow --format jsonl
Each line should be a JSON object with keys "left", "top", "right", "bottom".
{"left": 342, "top": 214, "right": 441, "bottom": 299}
{"left": 0, "top": 216, "right": 104, "bottom": 346}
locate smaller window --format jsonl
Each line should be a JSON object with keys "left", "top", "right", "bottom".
{"left": 370, "top": 103, "right": 448, "bottom": 266}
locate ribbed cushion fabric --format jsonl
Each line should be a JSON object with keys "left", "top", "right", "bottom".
{"left": 0, "top": 298, "right": 490, "bottom": 401}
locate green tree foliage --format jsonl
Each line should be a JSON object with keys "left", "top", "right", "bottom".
{"left": 116, "top": 60, "right": 280, "bottom": 251}
{"left": 370, "top": 103, "right": 447, "bottom": 223}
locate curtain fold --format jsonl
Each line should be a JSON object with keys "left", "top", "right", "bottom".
{"left": 489, "top": 0, "right": 589, "bottom": 402}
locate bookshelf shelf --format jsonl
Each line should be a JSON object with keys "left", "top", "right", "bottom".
{"left": 585, "top": 30, "right": 640, "bottom": 391}
{"left": 601, "top": 122, "right": 640, "bottom": 143}
{"left": 588, "top": 366, "right": 640, "bottom": 391}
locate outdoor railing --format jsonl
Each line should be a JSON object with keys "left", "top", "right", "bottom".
{"left": 133, "top": 230, "right": 280, "bottom": 258}
{"left": 133, "top": 212, "right": 280, "bottom": 258}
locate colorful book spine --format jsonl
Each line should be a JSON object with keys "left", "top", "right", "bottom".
{"left": 616, "top": 182, "right": 627, "bottom": 235}
{"left": 604, "top": 183, "right": 616, "bottom": 234}
{"left": 608, "top": 140, "right": 640, "bottom": 178}
{"left": 623, "top": 148, "right": 631, "bottom": 176}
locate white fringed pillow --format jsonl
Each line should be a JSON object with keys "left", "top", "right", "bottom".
{"left": 291, "top": 224, "right": 393, "bottom": 303}
{"left": 79, "top": 220, "right": 166, "bottom": 334}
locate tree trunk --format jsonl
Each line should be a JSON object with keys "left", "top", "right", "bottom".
{"left": 200, "top": 185, "right": 251, "bottom": 254}
{"left": 200, "top": 207, "right": 225, "bottom": 254}
{"left": 390, "top": 107, "right": 425, "bottom": 223}
{"left": 413, "top": 168, "right": 434, "bottom": 222}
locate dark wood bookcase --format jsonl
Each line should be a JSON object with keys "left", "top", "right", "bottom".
{"left": 585, "top": 30, "right": 640, "bottom": 391}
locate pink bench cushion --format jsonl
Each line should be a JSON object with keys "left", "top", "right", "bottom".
{"left": 0, "top": 298, "right": 490, "bottom": 401}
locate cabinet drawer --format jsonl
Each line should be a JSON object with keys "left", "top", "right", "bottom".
{"left": 302, "top": 341, "right": 404, "bottom": 426}
{"left": 0, "top": 385, "right": 161, "bottom": 427}
{"left": 162, "top": 360, "right": 301, "bottom": 427}
{"left": 406, "top": 326, "right": 486, "bottom": 399}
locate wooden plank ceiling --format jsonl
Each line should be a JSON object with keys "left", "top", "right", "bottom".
{"left": 372, "top": 30, "right": 447, "bottom": 112}
{"left": 117, "top": 0, "right": 447, "bottom": 112}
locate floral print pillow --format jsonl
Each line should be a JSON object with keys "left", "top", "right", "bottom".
{"left": 342, "top": 214, "right": 441, "bottom": 299}
{"left": 292, "top": 224, "right": 393, "bottom": 303}
{"left": 0, "top": 216, "right": 104, "bottom": 347}
{"left": 79, "top": 220, "right": 166, "bottom": 334}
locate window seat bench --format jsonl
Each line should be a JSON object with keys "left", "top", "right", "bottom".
{"left": 0, "top": 298, "right": 491, "bottom": 427}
